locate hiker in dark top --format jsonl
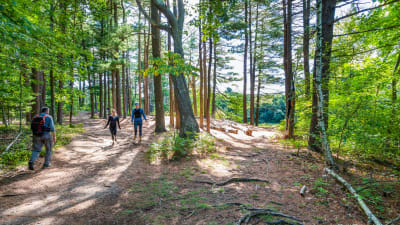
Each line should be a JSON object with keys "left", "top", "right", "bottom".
{"left": 29, "top": 107, "right": 56, "bottom": 170}
{"left": 104, "top": 109, "right": 121, "bottom": 145}
{"left": 131, "top": 103, "right": 147, "bottom": 143}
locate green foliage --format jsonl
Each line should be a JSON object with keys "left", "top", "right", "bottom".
{"left": 146, "top": 131, "right": 216, "bottom": 162}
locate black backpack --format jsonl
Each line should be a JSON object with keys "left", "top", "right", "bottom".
{"left": 134, "top": 109, "right": 141, "bottom": 119}
{"left": 31, "top": 114, "right": 49, "bottom": 136}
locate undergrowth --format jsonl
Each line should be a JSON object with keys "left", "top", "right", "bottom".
{"left": 146, "top": 131, "right": 216, "bottom": 162}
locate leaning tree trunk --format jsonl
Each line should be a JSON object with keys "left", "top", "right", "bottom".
{"left": 151, "top": 1, "right": 166, "bottom": 132}
{"left": 171, "top": 34, "right": 199, "bottom": 136}
{"left": 136, "top": 0, "right": 199, "bottom": 137}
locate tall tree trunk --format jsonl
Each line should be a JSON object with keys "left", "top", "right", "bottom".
{"left": 243, "top": 0, "right": 248, "bottom": 124}
{"left": 103, "top": 71, "right": 107, "bottom": 118}
{"left": 250, "top": 1, "right": 259, "bottom": 125}
{"left": 114, "top": 1, "right": 122, "bottom": 116}
{"left": 314, "top": 0, "right": 336, "bottom": 168}
{"left": 107, "top": 71, "right": 111, "bottom": 115}
{"left": 1, "top": 105, "right": 7, "bottom": 127}
{"left": 199, "top": 9, "right": 204, "bottom": 129}
{"left": 31, "top": 68, "right": 41, "bottom": 116}
{"left": 206, "top": 32, "right": 212, "bottom": 132}
{"left": 167, "top": 7, "right": 174, "bottom": 128}
{"left": 144, "top": 22, "right": 150, "bottom": 115}
{"left": 303, "top": 0, "right": 311, "bottom": 98}
{"left": 122, "top": 54, "right": 126, "bottom": 118}
{"left": 88, "top": 69, "right": 95, "bottom": 118}
{"left": 211, "top": 40, "right": 217, "bottom": 118}
{"left": 57, "top": 79, "right": 64, "bottom": 124}
{"left": 249, "top": 0, "right": 254, "bottom": 125}
{"left": 50, "top": 70, "right": 55, "bottom": 118}
{"left": 69, "top": 79, "right": 74, "bottom": 128}
{"left": 41, "top": 71, "right": 46, "bottom": 108}
{"left": 49, "top": 0, "right": 55, "bottom": 119}
{"left": 392, "top": 52, "right": 400, "bottom": 117}
{"left": 138, "top": 11, "right": 142, "bottom": 109}
{"left": 255, "top": 67, "right": 262, "bottom": 126}
{"left": 283, "top": 0, "right": 295, "bottom": 139}
{"left": 151, "top": 1, "right": 166, "bottom": 132}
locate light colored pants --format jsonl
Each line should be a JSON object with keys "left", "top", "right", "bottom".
{"left": 30, "top": 133, "right": 53, "bottom": 166}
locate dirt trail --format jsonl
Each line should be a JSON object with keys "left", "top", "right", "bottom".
{"left": 0, "top": 113, "right": 366, "bottom": 225}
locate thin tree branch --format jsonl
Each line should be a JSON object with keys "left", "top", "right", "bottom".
{"left": 333, "top": 0, "right": 400, "bottom": 24}
{"left": 135, "top": 0, "right": 172, "bottom": 32}
{"left": 332, "top": 44, "right": 398, "bottom": 58}
{"left": 151, "top": 0, "right": 178, "bottom": 31}
{"left": 334, "top": 24, "right": 400, "bottom": 37}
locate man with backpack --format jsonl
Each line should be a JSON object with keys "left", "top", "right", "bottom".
{"left": 131, "top": 103, "right": 147, "bottom": 143}
{"left": 29, "top": 107, "right": 56, "bottom": 170}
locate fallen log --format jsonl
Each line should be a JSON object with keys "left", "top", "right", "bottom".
{"left": 195, "top": 177, "right": 270, "bottom": 186}
{"left": 324, "top": 168, "right": 382, "bottom": 225}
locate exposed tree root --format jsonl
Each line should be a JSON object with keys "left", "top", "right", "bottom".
{"left": 386, "top": 214, "right": 400, "bottom": 225}
{"left": 325, "top": 168, "right": 382, "bottom": 225}
{"left": 265, "top": 220, "right": 298, "bottom": 225}
{"left": 237, "top": 209, "right": 304, "bottom": 225}
{"left": 218, "top": 202, "right": 303, "bottom": 225}
{"left": 195, "top": 177, "right": 270, "bottom": 186}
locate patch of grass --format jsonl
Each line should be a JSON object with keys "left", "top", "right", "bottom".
{"left": 146, "top": 131, "right": 216, "bottom": 162}
{"left": 313, "top": 177, "right": 329, "bottom": 197}
{"left": 180, "top": 168, "right": 194, "bottom": 180}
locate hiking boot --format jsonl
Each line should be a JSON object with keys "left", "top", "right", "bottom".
{"left": 28, "top": 162, "right": 34, "bottom": 170}
{"left": 133, "top": 136, "right": 137, "bottom": 140}
{"left": 42, "top": 164, "right": 51, "bottom": 169}
{"left": 139, "top": 137, "right": 142, "bottom": 142}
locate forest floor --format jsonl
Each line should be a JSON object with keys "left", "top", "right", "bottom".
{"left": 0, "top": 112, "right": 398, "bottom": 225}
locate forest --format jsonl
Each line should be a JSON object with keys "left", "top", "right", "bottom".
{"left": 1, "top": 0, "right": 400, "bottom": 224}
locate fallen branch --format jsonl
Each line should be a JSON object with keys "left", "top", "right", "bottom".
{"left": 195, "top": 177, "right": 270, "bottom": 186}
{"left": 324, "top": 168, "right": 382, "bottom": 225}
{"left": 2, "top": 131, "right": 23, "bottom": 154}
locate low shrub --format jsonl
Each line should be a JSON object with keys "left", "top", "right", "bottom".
{"left": 146, "top": 131, "right": 216, "bottom": 162}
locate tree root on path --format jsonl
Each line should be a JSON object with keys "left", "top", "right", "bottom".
{"left": 195, "top": 177, "right": 270, "bottom": 186}
{"left": 236, "top": 208, "right": 304, "bottom": 225}
{"left": 215, "top": 202, "right": 303, "bottom": 225}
